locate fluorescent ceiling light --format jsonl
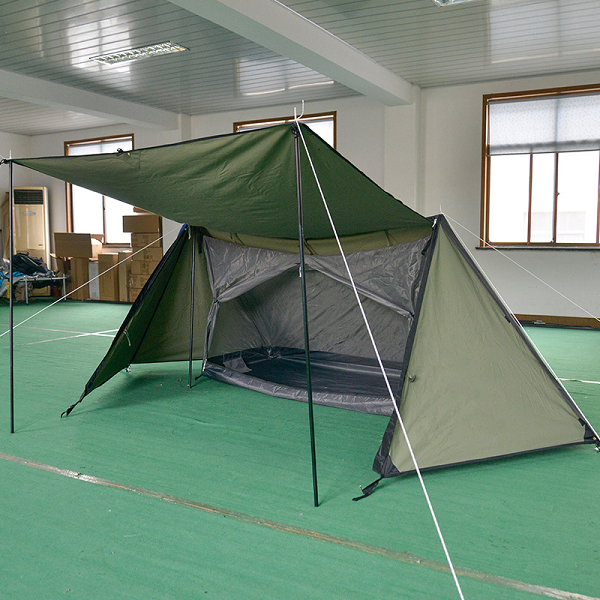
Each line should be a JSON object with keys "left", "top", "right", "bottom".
{"left": 432, "top": 0, "right": 477, "bottom": 6}
{"left": 242, "top": 87, "right": 286, "bottom": 97}
{"left": 90, "top": 41, "right": 188, "bottom": 65}
{"left": 288, "top": 81, "right": 335, "bottom": 90}
{"left": 241, "top": 80, "right": 334, "bottom": 97}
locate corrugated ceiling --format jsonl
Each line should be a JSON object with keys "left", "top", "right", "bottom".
{"left": 285, "top": 0, "right": 600, "bottom": 87}
{"left": 1, "top": 0, "right": 599, "bottom": 136}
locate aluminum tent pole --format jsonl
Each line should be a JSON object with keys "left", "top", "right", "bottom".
{"left": 188, "top": 226, "right": 197, "bottom": 388}
{"left": 293, "top": 125, "right": 319, "bottom": 507}
{"left": 8, "top": 159, "right": 15, "bottom": 433}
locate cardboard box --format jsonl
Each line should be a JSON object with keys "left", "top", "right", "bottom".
{"left": 123, "top": 213, "right": 161, "bottom": 233}
{"left": 130, "top": 259, "right": 160, "bottom": 275}
{"left": 129, "top": 273, "right": 151, "bottom": 289}
{"left": 118, "top": 251, "right": 132, "bottom": 303}
{"left": 129, "top": 288, "right": 143, "bottom": 302}
{"left": 130, "top": 232, "right": 162, "bottom": 249}
{"left": 133, "top": 206, "right": 152, "bottom": 213}
{"left": 31, "top": 286, "right": 51, "bottom": 298}
{"left": 132, "top": 247, "right": 163, "bottom": 262}
{"left": 51, "top": 255, "right": 70, "bottom": 275}
{"left": 54, "top": 233, "right": 102, "bottom": 259}
{"left": 98, "top": 253, "right": 119, "bottom": 302}
{"left": 70, "top": 257, "right": 90, "bottom": 300}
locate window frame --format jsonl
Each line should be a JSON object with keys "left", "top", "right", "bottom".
{"left": 233, "top": 111, "right": 337, "bottom": 149}
{"left": 481, "top": 85, "right": 600, "bottom": 248}
{"left": 64, "top": 133, "right": 135, "bottom": 246}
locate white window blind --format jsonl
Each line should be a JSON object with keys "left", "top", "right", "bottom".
{"left": 488, "top": 93, "right": 600, "bottom": 155}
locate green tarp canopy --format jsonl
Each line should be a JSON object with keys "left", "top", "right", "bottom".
{"left": 14, "top": 123, "right": 430, "bottom": 239}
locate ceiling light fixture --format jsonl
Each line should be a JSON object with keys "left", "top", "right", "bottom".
{"left": 90, "top": 41, "right": 189, "bottom": 65}
{"left": 288, "top": 81, "right": 335, "bottom": 90}
{"left": 432, "top": 0, "right": 477, "bottom": 6}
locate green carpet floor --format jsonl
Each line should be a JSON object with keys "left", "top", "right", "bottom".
{"left": 1, "top": 300, "right": 599, "bottom": 599}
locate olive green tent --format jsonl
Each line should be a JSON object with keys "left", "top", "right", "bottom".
{"left": 12, "top": 123, "right": 599, "bottom": 484}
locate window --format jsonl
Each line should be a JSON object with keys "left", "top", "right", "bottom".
{"left": 482, "top": 86, "right": 600, "bottom": 247}
{"left": 234, "top": 112, "right": 336, "bottom": 148}
{"left": 65, "top": 135, "right": 135, "bottom": 245}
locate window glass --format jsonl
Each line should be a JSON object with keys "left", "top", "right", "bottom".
{"left": 302, "top": 118, "right": 334, "bottom": 147}
{"left": 556, "top": 151, "right": 599, "bottom": 243}
{"left": 66, "top": 136, "right": 135, "bottom": 244}
{"left": 234, "top": 113, "right": 336, "bottom": 148}
{"left": 483, "top": 87, "right": 600, "bottom": 246}
{"left": 72, "top": 185, "right": 103, "bottom": 235}
{"left": 104, "top": 196, "right": 135, "bottom": 244}
{"left": 530, "top": 153, "right": 555, "bottom": 243}
{"left": 488, "top": 154, "right": 530, "bottom": 243}
{"left": 68, "top": 142, "right": 102, "bottom": 156}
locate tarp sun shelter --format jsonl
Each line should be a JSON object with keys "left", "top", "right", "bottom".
{"left": 12, "top": 123, "right": 599, "bottom": 483}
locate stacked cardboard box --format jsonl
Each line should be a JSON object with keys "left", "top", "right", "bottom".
{"left": 53, "top": 233, "right": 103, "bottom": 301}
{"left": 117, "top": 251, "right": 132, "bottom": 302}
{"left": 98, "top": 253, "right": 119, "bottom": 301}
{"left": 123, "top": 213, "right": 162, "bottom": 302}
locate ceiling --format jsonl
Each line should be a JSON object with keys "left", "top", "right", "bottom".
{"left": 1, "top": 0, "right": 599, "bottom": 136}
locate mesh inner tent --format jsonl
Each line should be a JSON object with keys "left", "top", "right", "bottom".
{"left": 202, "top": 236, "right": 429, "bottom": 415}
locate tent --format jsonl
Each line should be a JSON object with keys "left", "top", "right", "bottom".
{"left": 11, "top": 123, "right": 599, "bottom": 488}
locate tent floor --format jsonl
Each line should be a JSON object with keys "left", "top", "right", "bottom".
{"left": 205, "top": 347, "right": 403, "bottom": 415}
{"left": 2, "top": 301, "right": 600, "bottom": 600}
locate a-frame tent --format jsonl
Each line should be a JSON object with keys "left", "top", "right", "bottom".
{"left": 11, "top": 123, "right": 599, "bottom": 484}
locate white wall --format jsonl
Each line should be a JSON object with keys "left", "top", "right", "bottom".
{"left": 0, "top": 131, "right": 33, "bottom": 256}
{"left": 0, "top": 131, "right": 32, "bottom": 189}
{"left": 421, "top": 70, "right": 600, "bottom": 319}
{"left": 384, "top": 90, "right": 421, "bottom": 210}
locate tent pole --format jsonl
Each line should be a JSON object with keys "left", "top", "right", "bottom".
{"left": 188, "top": 226, "right": 196, "bottom": 388}
{"left": 8, "top": 159, "right": 15, "bottom": 433}
{"left": 293, "top": 125, "right": 319, "bottom": 508}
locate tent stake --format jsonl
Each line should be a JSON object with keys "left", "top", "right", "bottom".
{"left": 188, "top": 226, "right": 196, "bottom": 388}
{"left": 8, "top": 159, "right": 14, "bottom": 433}
{"left": 294, "top": 125, "right": 319, "bottom": 508}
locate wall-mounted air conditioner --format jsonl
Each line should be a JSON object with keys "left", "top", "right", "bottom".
{"left": 13, "top": 186, "right": 50, "bottom": 267}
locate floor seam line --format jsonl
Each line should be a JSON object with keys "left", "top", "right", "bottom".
{"left": 0, "top": 450, "right": 596, "bottom": 600}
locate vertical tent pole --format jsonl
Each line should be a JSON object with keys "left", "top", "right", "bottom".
{"left": 188, "top": 226, "right": 197, "bottom": 388}
{"left": 8, "top": 159, "right": 15, "bottom": 433}
{"left": 293, "top": 125, "right": 319, "bottom": 508}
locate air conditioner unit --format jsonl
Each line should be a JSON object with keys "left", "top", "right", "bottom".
{"left": 13, "top": 186, "right": 50, "bottom": 267}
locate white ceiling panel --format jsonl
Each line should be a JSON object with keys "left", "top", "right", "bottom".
{"left": 1, "top": 0, "right": 599, "bottom": 136}
{"left": 284, "top": 0, "right": 600, "bottom": 87}
{"left": 0, "top": 97, "right": 120, "bottom": 136}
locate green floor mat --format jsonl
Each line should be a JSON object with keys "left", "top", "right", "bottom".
{"left": 1, "top": 302, "right": 599, "bottom": 599}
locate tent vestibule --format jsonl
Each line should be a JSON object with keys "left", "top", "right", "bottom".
{"left": 202, "top": 232, "right": 430, "bottom": 415}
